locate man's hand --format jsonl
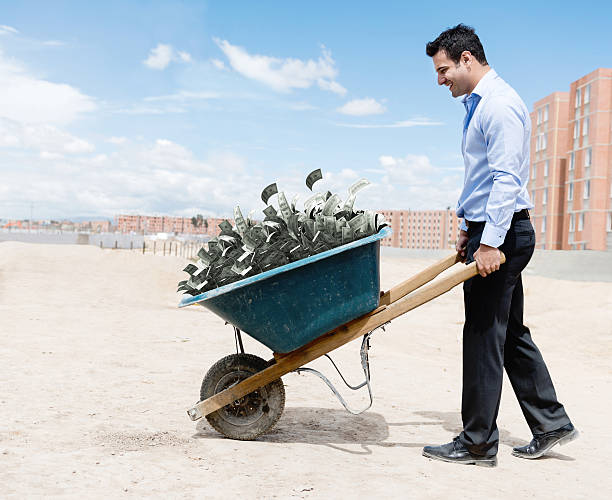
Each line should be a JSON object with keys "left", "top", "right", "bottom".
{"left": 456, "top": 229, "right": 469, "bottom": 262}
{"left": 474, "top": 243, "right": 501, "bottom": 277}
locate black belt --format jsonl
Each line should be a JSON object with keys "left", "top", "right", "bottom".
{"left": 466, "top": 209, "right": 530, "bottom": 231}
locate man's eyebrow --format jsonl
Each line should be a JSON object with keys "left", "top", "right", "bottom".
{"left": 436, "top": 65, "right": 448, "bottom": 73}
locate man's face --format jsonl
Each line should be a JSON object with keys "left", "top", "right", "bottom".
{"left": 432, "top": 50, "right": 471, "bottom": 98}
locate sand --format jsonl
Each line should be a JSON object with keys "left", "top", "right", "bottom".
{"left": 1, "top": 241, "right": 611, "bottom": 499}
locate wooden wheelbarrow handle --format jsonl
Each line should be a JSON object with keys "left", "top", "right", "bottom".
{"left": 187, "top": 251, "right": 506, "bottom": 421}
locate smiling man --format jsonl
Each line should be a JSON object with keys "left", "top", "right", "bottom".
{"left": 422, "top": 24, "right": 577, "bottom": 467}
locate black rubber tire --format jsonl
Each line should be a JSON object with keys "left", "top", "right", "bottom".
{"left": 200, "top": 353, "right": 285, "bottom": 440}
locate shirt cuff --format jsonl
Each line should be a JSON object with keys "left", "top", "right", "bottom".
{"left": 481, "top": 222, "right": 507, "bottom": 248}
{"left": 459, "top": 219, "right": 468, "bottom": 232}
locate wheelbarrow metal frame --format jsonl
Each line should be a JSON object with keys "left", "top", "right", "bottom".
{"left": 186, "top": 251, "right": 503, "bottom": 421}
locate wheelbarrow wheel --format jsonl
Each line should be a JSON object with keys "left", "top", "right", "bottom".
{"left": 200, "top": 353, "right": 285, "bottom": 440}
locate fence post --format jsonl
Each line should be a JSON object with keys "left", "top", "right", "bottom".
{"left": 114, "top": 240, "right": 118, "bottom": 250}
{"left": 142, "top": 241, "right": 145, "bottom": 254}
{"left": 130, "top": 241, "right": 133, "bottom": 250}
{"left": 163, "top": 242, "right": 166, "bottom": 256}
{"left": 175, "top": 242, "right": 177, "bottom": 256}
{"left": 153, "top": 241, "right": 156, "bottom": 255}
{"left": 100, "top": 240, "right": 103, "bottom": 249}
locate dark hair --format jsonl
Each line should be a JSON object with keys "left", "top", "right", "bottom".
{"left": 426, "top": 24, "right": 488, "bottom": 65}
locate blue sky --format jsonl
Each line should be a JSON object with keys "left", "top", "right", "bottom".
{"left": 1, "top": 0, "right": 611, "bottom": 220}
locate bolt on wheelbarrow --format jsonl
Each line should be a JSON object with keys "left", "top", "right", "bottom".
{"left": 179, "top": 227, "right": 505, "bottom": 440}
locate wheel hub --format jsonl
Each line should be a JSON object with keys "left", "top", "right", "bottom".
{"left": 215, "top": 370, "right": 269, "bottom": 426}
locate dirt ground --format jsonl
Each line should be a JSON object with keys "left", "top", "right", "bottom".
{"left": 1, "top": 241, "right": 611, "bottom": 499}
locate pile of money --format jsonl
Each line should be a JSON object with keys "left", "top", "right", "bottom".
{"left": 177, "top": 169, "right": 388, "bottom": 296}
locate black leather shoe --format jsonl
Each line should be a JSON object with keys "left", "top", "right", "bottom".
{"left": 512, "top": 423, "right": 578, "bottom": 459}
{"left": 422, "top": 437, "right": 497, "bottom": 467}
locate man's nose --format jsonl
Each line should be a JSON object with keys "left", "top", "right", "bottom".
{"left": 437, "top": 74, "right": 446, "bottom": 86}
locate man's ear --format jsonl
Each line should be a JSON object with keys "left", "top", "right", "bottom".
{"left": 460, "top": 50, "right": 472, "bottom": 67}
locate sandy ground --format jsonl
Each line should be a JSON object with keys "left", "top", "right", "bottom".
{"left": 1, "top": 242, "right": 611, "bottom": 499}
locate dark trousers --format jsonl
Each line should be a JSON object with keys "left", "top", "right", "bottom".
{"left": 459, "top": 217, "right": 570, "bottom": 457}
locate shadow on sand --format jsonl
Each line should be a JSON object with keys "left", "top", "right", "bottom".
{"left": 193, "top": 407, "right": 574, "bottom": 460}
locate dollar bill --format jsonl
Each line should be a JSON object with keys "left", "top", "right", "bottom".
{"left": 183, "top": 263, "right": 198, "bottom": 275}
{"left": 197, "top": 248, "right": 214, "bottom": 266}
{"left": 219, "top": 220, "right": 233, "bottom": 234}
{"left": 261, "top": 183, "right": 278, "bottom": 204}
{"left": 342, "top": 193, "right": 356, "bottom": 213}
{"left": 348, "top": 178, "right": 371, "bottom": 196}
{"left": 234, "top": 206, "right": 248, "bottom": 237}
{"left": 277, "top": 192, "right": 293, "bottom": 222}
{"left": 305, "top": 168, "right": 323, "bottom": 190}
{"left": 304, "top": 192, "right": 325, "bottom": 214}
{"left": 322, "top": 193, "right": 341, "bottom": 216}
{"left": 263, "top": 205, "right": 278, "bottom": 218}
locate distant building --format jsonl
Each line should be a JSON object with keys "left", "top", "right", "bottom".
{"left": 530, "top": 67, "right": 612, "bottom": 250}
{"left": 379, "top": 209, "right": 459, "bottom": 249}
{"left": 115, "top": 214, "right": 234, "bottom": 236}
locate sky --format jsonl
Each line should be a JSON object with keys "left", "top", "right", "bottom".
{"left": 1, "top": 0, "right": 611, "bottom": 221}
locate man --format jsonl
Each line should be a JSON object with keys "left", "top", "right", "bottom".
{"left": 422, "top": 24, "right": 577, "bottom": 467}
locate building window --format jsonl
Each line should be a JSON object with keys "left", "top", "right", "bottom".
{"left": 585, "top": 147, "right": 592, "bottom": 166}
{"left": 578, "top": 213, "right": 584, "bottom": 231}
{"left": 568, "top": 183, "right": 574, "bottom": 201}
{"left": 569, "top": 214, "right": 575, "bottom": 232}
{"left": 575, "top": 88, "right": 581, "bottom": 108}
{"left": 573, "top": 122, "right": 579, "bottom": 139}
{"left": 544, "top": 160, "right": 549, "bottom": 177}
{"left": 542, "top": 134, "right": 547, "bottom": 150}
{"left": 584, "top": 84, "right": 591, "bottom": 104}
{"left": 543, "top": 188, "right": 548, "bottom": 205}
{"left": 531, "top": 190, "right": 535, "bottom": 202}
{"left": 532, "top": 164, "right": 537, "bottom": 180}
{"left": 584, "top": 180, "right": 590, "bottom": 199}
{"left": 569, "top": 152, "right": 575, "bottom": 170}
{"left": 542, "top": 216, "right": 546, "bottom": 233}
{"left": 544, "top": 104, "right": 549, "bottom": 122}
{"left": 583, "top": 117, "right": 589, "bottom": 137}
{"left": 608, "top": 213, "right": 612, "bottom": 232}
{"left": 537, "top": 109, "right": 542, "bottom": 125}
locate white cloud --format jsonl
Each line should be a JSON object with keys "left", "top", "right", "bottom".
{"left": 214, "top": 38, "right": 346, "bottom": 95}
{"left": 334, "top": 118, "right": 443, "bottom": 128}
{"left": 352, "top": 154, "right": 462, "bottom": 210}
{"left": 0, "top": 138, "right": 271, "bottom": 218}
{"left": 42, "top": 40, "right": 66, "bottom": 47}
{"left": 0, "top": 118, "right": 94, "bottom": 154}
{"left": 0, "top": 25, "right": 18, "bottom": 35}
{"left": 211, "top": 58, "right": 226, "bottom": 70}
{"left": 143, "top": 90, "right": 221, "bottom": 102}
{"left": 337, "top": 97, "right": 386, "bottom": 116}
{"left": 107, "top": 136, "right": 128, "bottom": 145}
{"left": 143, "top": 43, "right": 193, "bottom": 70}
{"left": 177, "top": 51, "right": 192, "bottom": 63}
{"left": 0, "top": 49, "right": 96, "bottom": 124}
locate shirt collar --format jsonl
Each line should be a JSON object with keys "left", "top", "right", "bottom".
{"left": 462, "top": 68, "right": 497, "bottom": 104}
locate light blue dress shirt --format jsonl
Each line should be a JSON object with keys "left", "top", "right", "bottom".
{"left": 457, "top": 68, "right": 533, "bottom": 247}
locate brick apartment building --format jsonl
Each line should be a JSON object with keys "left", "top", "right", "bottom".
{"left": 530, "top": 67, "right": 612, "bottom": 250}
{"left": 115, "top": 214, "right": 234, "bottom": 236}
{"left": 379, "top": 209, "right": 459, "bottom": 249}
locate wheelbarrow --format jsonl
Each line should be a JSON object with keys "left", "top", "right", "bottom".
{"left": 179, "top": 226, "right": 504, "bottom": 440}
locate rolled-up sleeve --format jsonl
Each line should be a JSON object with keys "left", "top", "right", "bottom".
{"left": 480, "top": 97, "right": 525, "bottom": 247}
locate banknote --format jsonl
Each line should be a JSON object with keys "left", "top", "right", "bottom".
{"left": 306, "top": 168, "right": 323, "bottom": 190}
{"left": 277, "top": 192, "right": 293, "bottom": 222}
{"left": 234, "top": 206, "right": 248, "bottom": 237}
{"left": 322, "top": 193, "right": 341, "bottom": 216}
{"left": 263, "top": 205, "right": 278, "bottom": 218}
{"left": 348, "top": 178, "right": 371, "bottom": 196}
{"left": 261, "top": 183, "right": 278, "bottom": 204}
